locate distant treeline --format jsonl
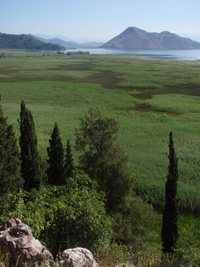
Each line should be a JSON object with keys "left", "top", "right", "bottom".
{"left": 66, "top": 51, "right": 90, "bottom": 55}
{"left": 0, "top": 53, "right": 12, "bottom": 58}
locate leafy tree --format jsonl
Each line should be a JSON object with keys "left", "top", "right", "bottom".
{"left": 0, "top": 101, "right": 22, "bottom": 201}
{"left": 64, "top": 140, "right": 74, "bottom": 178}
{"left": 41, "top": 171, "right": 111, "bottom": 256}
{"left": 74, "top": 108, "right": 156, "bottom": 252}
{"left": 46, "top": 122, "right": 65, "bottom": 185}
{"left": 1, "top": 172, "right": 112, "bottom": 257}
{"left": 75, "top": 107, "right": 133, "bottom": 213}
{"left": 161, "top": 131, "right": 179, "bottom": 254}
{"left": 19, "top": 100, "right": 41, "bottom": 191}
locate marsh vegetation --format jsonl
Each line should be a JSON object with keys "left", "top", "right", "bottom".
{"left": 1, "top": 52, "right": 200, "bottom": 265}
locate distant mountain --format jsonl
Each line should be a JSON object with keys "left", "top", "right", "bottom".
{"left": 102, "top": 27, "right": 200, "bottom": 50}
{"left": 29, "top": 34, "right": 79, "bottom": 48}
{"left": 0, "top": 33, "right": 65, "bottom": 50}
{"left": 34, "top": 33, "right": 72, "bottom": 42}
{"left": 182, "top": 33, "right": 200, "bottom": 43}
{"left": 81, "top": 41, "right": 104, "bottom": 48}
{"left": 35, "top": 34, "right": 105, "bottom": 43}
{"left": 30, "top": 34, "right": 104, "bottom": 49}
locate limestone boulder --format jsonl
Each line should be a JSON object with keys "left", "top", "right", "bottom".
{"left": 0, "top": 218, "right": 54, "bottom": 266}
{"left": 59, "top": 247, "right": 98, "bottom": 267}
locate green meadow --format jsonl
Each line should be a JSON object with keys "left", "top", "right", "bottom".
{"left": 1, "top": 52, "right": 200, "bottom": 213}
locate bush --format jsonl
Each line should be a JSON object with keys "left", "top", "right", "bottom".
{"left": 0, "top": 171, "right": 112, "bottom": 257}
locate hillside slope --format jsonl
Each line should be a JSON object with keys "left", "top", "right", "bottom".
{"left": 102, "top": 27, "right": 200, "bottom": 50}
{"left": 0, "top": 33, "right": 65, "bottom": 50}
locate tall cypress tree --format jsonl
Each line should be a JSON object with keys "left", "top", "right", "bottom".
{"left": 64, "top": 140, "right": 74, "bottom": 178}
{"left": 46, "top": 122, "right": 65, "bottom": 185}
{"left": 0, "top": 101, "right": 22, "bottom": 199}
{"left": 161, "top": 131, "right": 179, "bottom": 254}
{"left": 19, "top": 100, "right": 41, "bottom": 191}
{"left": 20, "top": 100, "right": 26, "bottom": 125}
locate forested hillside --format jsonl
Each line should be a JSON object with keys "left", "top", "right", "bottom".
{"left": 0, "top": 33, "right": 65, "bottom": 50}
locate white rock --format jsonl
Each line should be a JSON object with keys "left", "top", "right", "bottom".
{"left": 0, "top": 218, "right": 54, "bottom": 266}
{"left": 59, "top": 247, "right": 98, "bottom": 267}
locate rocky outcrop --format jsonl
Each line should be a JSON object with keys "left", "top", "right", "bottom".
{"left": 0, "top": 219, "right": 99, "bottom": 267}
{"left": 59, "top": 248, "right": 98, "bottom": 267}
{"left": 0, "top": 218, "right": 54, "bottom": 266}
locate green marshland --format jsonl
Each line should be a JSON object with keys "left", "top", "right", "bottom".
{"left": 1, "top": 51, "right": 200, "bottom": 260}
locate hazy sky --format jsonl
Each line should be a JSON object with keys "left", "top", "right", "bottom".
{"left": 1, "top": 0, "right": 200, "bottom": 42}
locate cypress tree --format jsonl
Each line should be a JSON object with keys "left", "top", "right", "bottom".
{"left": 64, "top": 140, "right": 74, "bottom": 178}
{"left": 0, "top": 101, "right": 22, "bottom": 199}
{"left": 20, "top": 100, "right": 26, "bottom": 124}
{"left": 19, "top": 100, "right": 41, "bottom": 191}
{"left": 161, "top": 131, "right": 179, "bottom": 254}
{"left": 46, "top": 122, "right": 65, "bottom": 185}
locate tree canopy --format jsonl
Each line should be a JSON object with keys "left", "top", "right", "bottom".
{"left": 162, "top": 131, "right": 179, "bottom": 254}
{"left": 75, "top": 107, "right": 133, "bottom": 212}
{"left": 0, "top": 101, "right": 22, "bottom": 199}
{"left": 46, "top": 122, "right": 65, "bottom": 185}
{"left": 19, "top": 100, "right": 41, "bottom": 191}
{"left": 0, "top": 171, "right": 112, "bottom": 257}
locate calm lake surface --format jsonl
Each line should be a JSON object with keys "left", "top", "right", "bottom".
{"left": 64, "top": 48, "right": 200, "bottom": 60}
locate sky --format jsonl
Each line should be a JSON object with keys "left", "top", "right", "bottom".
{"left": 1, "top": 0, "right": 200, "bottom": 42}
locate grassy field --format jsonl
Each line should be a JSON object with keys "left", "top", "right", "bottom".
{"left": 1, "top": 51, "right": 200, "bottom": 214}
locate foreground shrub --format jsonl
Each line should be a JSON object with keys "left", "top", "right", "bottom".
{"left": 112, "top": 194, "right": 159, "bottom": 252}
{"left": 0, "top": 171, "right": 112, "bottom": 257}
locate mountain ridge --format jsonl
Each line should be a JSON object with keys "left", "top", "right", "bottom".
{"left": 102, "top": 27, "right": 200, "bottom": 50}
{"left": 29, "top": 34, "right": 104, "bottom": 49}
{"left": 0, "top": 33, "right": 65, "bottom": 51}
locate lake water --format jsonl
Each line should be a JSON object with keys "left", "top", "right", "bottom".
{"left": 64, "top": 48, "right": 200, "bottom": 60}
